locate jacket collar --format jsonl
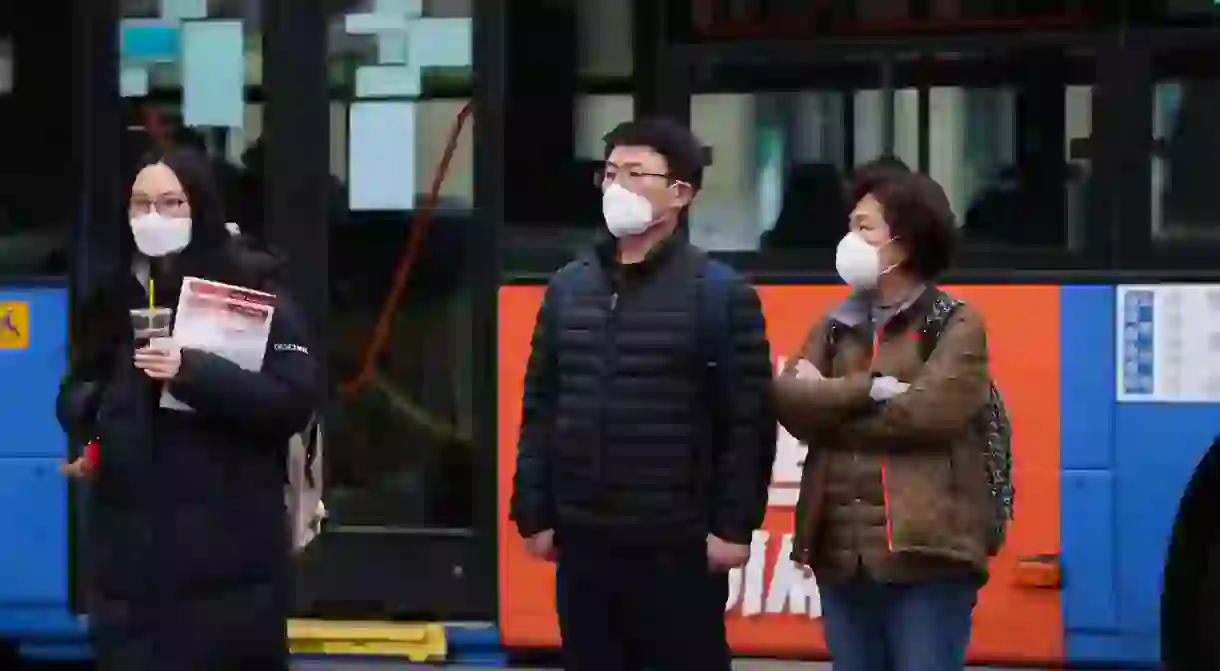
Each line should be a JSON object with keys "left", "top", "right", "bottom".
{"left": 592, "top": 227, "right": 686, "bottom": 278}
{"left": 828, "top": 282, "right": 937, "bottom": 330}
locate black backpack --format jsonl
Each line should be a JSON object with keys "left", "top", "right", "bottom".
{"left": 826, "top": 294, "right": 1014, "bottom": 555}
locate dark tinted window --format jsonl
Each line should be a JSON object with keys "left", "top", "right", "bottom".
{"left": 687, "top": 48, "right": 1095, "bottom": 252}
{"left": 325, "top": 0, "right": 477, "bottom": 530}
{"left": 686, "top": 0, "right": 1115, "bottom": 40}
{"left": 0, "top": 22, "right": 72, "bottom": 278}
{"left": 1151, "top": 43, "right": 1220, "bottom": 241}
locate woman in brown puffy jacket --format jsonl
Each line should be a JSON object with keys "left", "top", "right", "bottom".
{"left": 774, "top": 164, "right": 994, "bottom": 671}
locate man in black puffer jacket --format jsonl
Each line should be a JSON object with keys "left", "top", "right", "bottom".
{"left": 510, "top": 118, "right": 777, "bottom": 671}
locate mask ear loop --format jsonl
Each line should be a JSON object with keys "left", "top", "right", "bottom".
{"left": 876, "top": 236, "right": 901, "bottom": 278}
{"left": 637, "top": 180, "right": 688, "bottom": 230}
{"left": 664, "top": 180, "right": 694, "bottom": 220}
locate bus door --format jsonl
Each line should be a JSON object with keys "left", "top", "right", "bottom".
{"left": 284, "top": 0, "right": 496, "bottom": 626}
{"left": 0, "top": 0, "right": 113, "bottom": 630}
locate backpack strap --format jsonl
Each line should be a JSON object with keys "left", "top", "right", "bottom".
{"left": 918, "top": 294, "right": 965, "bottom": 362}
{"left": 823, "top": 321, "right": 843, "bottom": 374}
{"left": 695, "top": 260, "right": 736, "bottom": 521}
{"left": 698, "top": 260, "right": 735, "bottom": 369}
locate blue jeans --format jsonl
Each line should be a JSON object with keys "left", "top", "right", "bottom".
{"left": 821, "top": 575, "right": 978, "bottom": 671}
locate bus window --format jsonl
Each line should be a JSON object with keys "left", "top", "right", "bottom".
{"left": 933, "top": 81, "right": 1092, "bottom": 249}
{"left": 1152, "top": 42, "right": 1220, "bottom": 241}
{"left": 687, "top": 0, "right": 1116, "bottom": 40}
{"left": 567, "top": 94, "right": 635, "bottom": 231}
{"left": 687, "top": 47, "right": 1094, "bottom": 253}
{"left": 690, "top": 89, "right": 913, "bottom": 251}
{"left": 0, "top": 14, "right": 74, "bottom": 278}
{"left": 577, "top": 95, "right": 635, "bottom": 159}
{"left": 1157, "top": 0, "right": 1220, "bottom": 25}
{"left": 577, "top": 0, "right": 632, "bottom": 78}
{"left": 689, "top": 93, "right": 769, "bottom": 251}
{"left": 0, "top": 37, "right": 9, "bottom": 94}
{"left": 325, "top": 0, "right": 476, "bottom": 533}
{"left": 501, "top": 0, "right": 636, "bottom": 269}
{"left": 117, "top": 0, "right": 260, "bottom": 240}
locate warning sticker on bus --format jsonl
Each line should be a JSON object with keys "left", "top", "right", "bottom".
{"left": 0, "top": 301, "right": 29, "bottom": 350}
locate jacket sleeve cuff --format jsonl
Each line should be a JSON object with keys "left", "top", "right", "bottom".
{"left": 713, "top": 524, "right": 755, "bottom": 546}
{"left": 789, "top": 548, "right": 810, "bottom": 566}
{"left": 511, "top": 511, "right": 550, "bottom": 539}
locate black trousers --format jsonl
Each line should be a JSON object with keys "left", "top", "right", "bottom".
{"left": 555, "top": 538, "right": 732, "bottom": 671}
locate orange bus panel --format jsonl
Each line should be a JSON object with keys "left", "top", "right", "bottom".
{"left": 497, "top": 284, "right": 1062, "bottom": 664}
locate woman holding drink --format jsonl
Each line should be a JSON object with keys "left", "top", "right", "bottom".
{"left": 55, "top": 148, "right": 319, "bottom": 670}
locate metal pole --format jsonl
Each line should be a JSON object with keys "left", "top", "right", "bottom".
{"left": 471, "top": 0, "right": 505, "bottom": 617}
{"left": 880, "top": 52, "right": 896, "bottom": 157}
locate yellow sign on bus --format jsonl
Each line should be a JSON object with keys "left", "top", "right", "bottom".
{"left": 0, "top": 301, "right": 30, "bottom": 350}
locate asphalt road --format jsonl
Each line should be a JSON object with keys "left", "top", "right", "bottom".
{"left": 293, "top": 663, "right": 1058, "bottom": 670}
{"left": 14, "top": 657, "right": 1104, "bottom": 669}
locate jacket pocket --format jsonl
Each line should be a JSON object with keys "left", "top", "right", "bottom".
{"left": 949, "top": 432, "right": 991, "bottom": 556}
{"left": 885, "top": 452, "right": 959, "bottom": 557}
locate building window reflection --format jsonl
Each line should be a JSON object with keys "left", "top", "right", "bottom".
{"left": 688, "top": 50, "right": 1093, "bottom": 253}
{"left": 1152, "top": 77, "right": 1220, "bottom": 239}
{"left": 335, "top": 0, "right": 471, "bottom": 211}
{"left": 326, "top": 0, "right": 476, "bottom": 530}
{"left": 1, "top": 7, "right": 90, "bottom": 276}
{"left": 116, "top": 0, "right": 262, "bottom": 244}
{"left": 0, "top": 39, "right": 10, "bottom": 95}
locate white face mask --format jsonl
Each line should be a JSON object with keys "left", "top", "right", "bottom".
{"left": 835, "top": 232, "right": 896, "bottom": 289}
{"left": 130, "top": 212, "right": 192, "bottom": 257}
{"left": 602, "top": 183, "right": 656, "bottom": 238}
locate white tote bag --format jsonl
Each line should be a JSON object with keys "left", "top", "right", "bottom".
{"left": 286, "top": 417, "right": 326, "bottom": 552}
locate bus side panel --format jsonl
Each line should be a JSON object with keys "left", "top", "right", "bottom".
{"left": 498, "top": 284, "right": 1065, "bottom": 664}
{"left": 1114, "top": 404, "right": 1219, "bottom": 663}
{"left": 953, "top": 285, "right": 1063, "bottom": 665}
{"left": 497, "top": 285, "right": 555, "bottom": 648}
{"left": 0, "top": 286, "right": 80, "bottom": 640}
{"left": 1060, "top": 285, "right": 1121, "bottom": 663}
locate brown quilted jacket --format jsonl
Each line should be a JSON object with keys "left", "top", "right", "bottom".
{"left": 774, "top": 286, "right": 993, "bottom": 584}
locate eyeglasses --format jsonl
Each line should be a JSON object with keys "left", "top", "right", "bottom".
{"left": 129, "top": 195, "right": 189, "bottom": 216}
{"left": 594, "top": 168, "right": 671, "bottom": 188}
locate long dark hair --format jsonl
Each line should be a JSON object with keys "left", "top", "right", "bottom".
{"left": 68, "top": 147, "right": 281, "bottom": 380}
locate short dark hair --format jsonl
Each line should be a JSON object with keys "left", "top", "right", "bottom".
{"left": 602, "top": 117, "right": 706, "bottom": 191}
{"left": 861, "top": 155, "right": 912, "bottom": 173}
{"left": 850, "top": 167, "right": 957, "bottom": 280}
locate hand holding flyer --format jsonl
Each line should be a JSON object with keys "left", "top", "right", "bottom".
{"left": 160, "top": 277, "right": 277, "bottom": 411}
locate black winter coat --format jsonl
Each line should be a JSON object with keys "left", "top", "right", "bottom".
{"left": 56, "top": 272, "right": 318, "bottom": 671}
{"left": 510, "top": 235, "right": 777, "bottom": 547}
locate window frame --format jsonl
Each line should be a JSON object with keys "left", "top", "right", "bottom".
{"left": 503, "top": 29, "right": 1122, "bottom": 283}
{"left": 62, "top": 0, "right": 123, "bottom": 615}
{"left": 667, "top": 0, "right": 1134, "bottom": 42}
{"left": 279, "top": 0, "right": 502, "bottom": 620}
{"left": 676, "top": 31, "right": 1116, "bottom": 278}
{"left": 1114, "top": 27, "right": 1220, "bottom": 272}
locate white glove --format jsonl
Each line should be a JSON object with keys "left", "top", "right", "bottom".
{"left": 870, "top": 376, "right": 910, "bottom": 401}
{"left": 794, "top": 359, "right": 823, "bottom": 381}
